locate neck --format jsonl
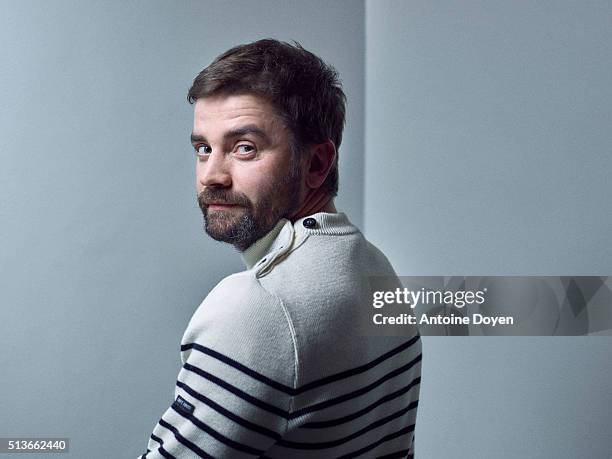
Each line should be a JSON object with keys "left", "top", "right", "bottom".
{"left": 291, "top": 188, "right": 336, "bottom": 221}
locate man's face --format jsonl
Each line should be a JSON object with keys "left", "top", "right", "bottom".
{"left": 192, "top": 93, "right": 302, "bottom": 251}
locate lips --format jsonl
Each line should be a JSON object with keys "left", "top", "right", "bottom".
{"left": 207, "top": 203, "right": 240, "bottom": 210}
{"left": 197, "top": 190, "right": 251, "bottom": 214}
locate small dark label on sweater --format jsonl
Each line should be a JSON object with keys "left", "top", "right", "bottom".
{"left": 172, "top": 395, "right": 195, "bottom": 415}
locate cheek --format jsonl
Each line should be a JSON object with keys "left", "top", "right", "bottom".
{"left": 195, "top": 161, "right": 206, "bottom": 191}
{"left": 237, "top": 174, "right": 269, "bottom": 200}
{"left": 234, "top": 152, "right": 294, "bottom": 200}
{"left": 236, "top": 162, "right": 279, "bottom": 190}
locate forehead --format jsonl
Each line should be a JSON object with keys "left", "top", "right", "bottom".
{"left": 193, "top": 93, "right": 284, "bottom": 132}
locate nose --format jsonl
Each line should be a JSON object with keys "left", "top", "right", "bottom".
{"left": 197, "top": 152, "right": 232, "bottom": 189}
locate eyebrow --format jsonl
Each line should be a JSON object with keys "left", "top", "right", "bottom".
{"left": 190, "top": 124, "right": 270, "bottom": 144}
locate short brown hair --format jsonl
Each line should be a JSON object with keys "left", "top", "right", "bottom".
{"left": 187, "top": 39, "right": 346, "bottom": 197}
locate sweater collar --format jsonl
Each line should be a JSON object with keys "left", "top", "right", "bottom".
{"left": 293, "top": 212, "right": 357, "bottom": 237}
{"left": 241, "top": 218, "right": 289, "bottom": 270}
{"left": 241, "top": 212, "right": 357, "bottom": 269}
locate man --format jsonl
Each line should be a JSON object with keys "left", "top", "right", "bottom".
{"left": 140, "top": 39, "right": 421, "bottom": 458}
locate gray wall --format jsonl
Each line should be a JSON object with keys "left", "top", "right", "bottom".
{"left": 365, "top": 1, "right": 612, "bottom": 458}
{"left": 0, "top": 1, "right": 364, "bottom": 457}
{"left": 3, "top": 1, "right": 612, "bottom": 457}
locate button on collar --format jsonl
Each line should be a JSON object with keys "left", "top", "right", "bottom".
{"left": 303, "top": 217, "right": 317, "bottom": 229}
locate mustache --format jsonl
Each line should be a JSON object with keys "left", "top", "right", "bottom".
{"left": 197, "top": 189, "right": 252, "bottom": 209}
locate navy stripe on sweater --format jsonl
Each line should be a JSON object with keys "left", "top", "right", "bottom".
{"left": 277, "top": 399, "right": 418, "bottom": 449}
{"left": 176, "top": 379, "right": 283, "bottom": 441}
{"left": 158, "top": 418, "right": 213, "bottom": 459}
{"left": 337, "top": 424, "right": 415, "bottom": 459}
{"left": 181, "top": 334, "right": 420, "bottom": 395}
{"left": 182, "top": 353, "right": 422, "bottom": 419}
{"left": 183, "top": 362, "right": 288, "bottom": 417}
{"left": 170, "top": 404, "right": 265, "bottom": 455}
{"left": 301, "top": 377, "right": 420, "bottom": 428}
{"left": 291, "top": 353, "right": 422, "bottom": 417}
{"left": 149, "top": 434, "right": 176, "bottom": 459}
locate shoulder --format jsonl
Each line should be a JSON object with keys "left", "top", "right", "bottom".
{"left": 254, "top": 215, "right": 413, "bottom": 387}
{"left": 262, "top": 217, "right": 398, "bottom": 290}
{"left": 182, "top": 271, "right": 298, "bottom": 390}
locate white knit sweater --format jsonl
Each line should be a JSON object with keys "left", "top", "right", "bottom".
{"left": 140, "top": 212, "right": 421, "bottom": 458}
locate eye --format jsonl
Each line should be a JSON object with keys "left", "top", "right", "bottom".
{"left": 195, "top": 144, "right": 212, "bottom": 157}
{"left": 235, "top": 144, "right": 256, "bottom": 155}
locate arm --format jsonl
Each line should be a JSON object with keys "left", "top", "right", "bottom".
{"left": 139, "top": 276, "right": 297, "bottom": 458}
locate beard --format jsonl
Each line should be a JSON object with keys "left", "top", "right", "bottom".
{"left": 197, "top": 163, "right": 301, "bottom": 252}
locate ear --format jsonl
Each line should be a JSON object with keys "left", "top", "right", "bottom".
{"left": 304, "top": 139, "right": 336, "bottom": 190}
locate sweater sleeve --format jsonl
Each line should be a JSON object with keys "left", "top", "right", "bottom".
{"left": 139, "top": 273, "right": 297, "bottom": 459}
